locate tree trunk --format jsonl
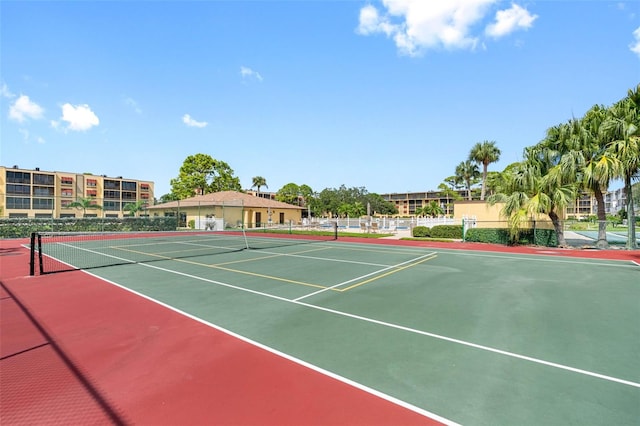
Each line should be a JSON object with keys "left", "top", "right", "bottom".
{"left": 593, "top": 186, "right": 608, "bottom": 249}
{"left": 625, "top": 176, "right": 637, "bottom": 250}
{"left": 480, "top": 164, "right": 488, "bottom": 201}
{"left": 548, "top": 210, "right": 568, "bottom": 248}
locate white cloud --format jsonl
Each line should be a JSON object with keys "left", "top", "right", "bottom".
{"left": 60, "top": 103, "right": 100, "bottom": 131}
{"left": 124, "top": 96, "right": 142, "bottom": 114}
{"left": 357, "top": 0, "right": 537, "bottom": 56}
{"left": 630, "top": 27, "right": 640, "bottom": 57}
{"left": 1, "top": 83, "right": 15, "bottom": 98}
{"left": 18, "top": 128, "right": 29, "bottom": 141}
{"left": 240, "top": 66, "right": 263, "bottom": 82}
{"left": 9, "top": 95, "right": 44, "bottom": 122}
{"left": 485, "top": 3, "right": 538, "bottom": 38}
{"left": 182, "top": 114, "right": 208, "bottom": 128}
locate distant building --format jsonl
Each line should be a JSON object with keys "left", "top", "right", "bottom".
{"left": 0, "top": 165, "right": 154, "bottom": 218}
{"left": 381, "top": 190, "right": 465, "bottom": 217}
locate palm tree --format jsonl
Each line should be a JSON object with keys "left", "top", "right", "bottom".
{"left": 602, "top": 85, "right": 640, "bottom": 249}
{"left": 68, "top": 197, "right": 103, "bottom": 217}
{"left": 488, "top": 140, "right": 578, "bottom": 247}
{"left": 417, "top": 201, "right": 444, "bottom": 218}
{"left": 572, "top": 106, "right": 620, "bottom": 248}
{"left": 251, "top": 176, "right": 268, "bottom": 195}
{"left": 437, "top": 182, "right": 462, "bottom": 216}
{"left": 455, "top": 160, "right": 480, "bottom": 201}
{"left": 469, "top": 140, "right": 501, "bottom": 201}
{"left": 123, "top": 200, "right": 148, "bottom": 217}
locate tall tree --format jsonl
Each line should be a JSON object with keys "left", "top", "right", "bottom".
{"left": 602, "top": 85, "right": 640, "bottom": 249}
{"left": 170, "top": 154, "right": 242, "bottom": 198}
{"left": 276, "top": 183, "right": 302, "bottom": 205}
{"left": 469, "top": 140, "right": 501, "bottom": 201}
{"left": 455, "top": 160, "right": 480, "bottom": 201}
{"left": 251, "top": 176, "right": 268, "bottom": 194}
{"left": 571, "top": 106, "right": 620, "bottom": 248}
{"left": 437, "top": 182, "right": 462, "bottom": 216}
{"left": 488, "top": 137, "right": 578, "bottom": 247}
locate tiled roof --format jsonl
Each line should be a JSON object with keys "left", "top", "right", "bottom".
{"left": 147, "top": 191, "right": 303, "bottom": 210}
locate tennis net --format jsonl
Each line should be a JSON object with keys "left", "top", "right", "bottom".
{"left": 29, "top": 224, "right": 338, "bottom": 275}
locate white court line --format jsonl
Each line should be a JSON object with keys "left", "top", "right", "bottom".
{"left": 120, "top": 260, "right": 640, "bottom": 390}
{"left": 294, "top": 252, "right": 437, "bottom": 302}
{"left": 437, "top": 250, "right": 640, "bottom": 268}
{"left": 79, "top": 268, "right": 460, "bottom": 426}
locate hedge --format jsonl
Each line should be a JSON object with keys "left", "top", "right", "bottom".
{"left": 0, "top": 217, "right": 178, "bottom": 238}
{"left": 430, "top": 225, "right": 463, "bottom": 239}
{"left": 464, "top": 227, "right": 558, "bottom": 247}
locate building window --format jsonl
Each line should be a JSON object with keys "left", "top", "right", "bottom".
{"left": 61, "top": 200, "right": 73, "bottom": 208}
{"left": 33, "top": 173, "right": 55, "bottom": 185}
{"left": 9, "top": 213, "right": 28, "bottom": 218}
{"left": 105, "top": 214, "right": 119, "bottom": 218}
{"left": 104, "top": 190, "right": 120, "bottom": 200}
{"left": 6, "top": 184, "right": 30, "bottom": 195}
{"left": 122, "top": 191, "right": 136, "bottom": 201}
{"left": 61, "top": 176, "right": 73, "bottom": 185}
{"left": 140, "top": 183, "right": 150, "bottom": 191}
{"left": 86, "top": 179, "right": 97, "bottom": 187}
{"left": 60, "top": 213, "right": 76, "bottom": 218}
{"left": 104, "top": 179, "right": 120, "bottom": 190}
{"left": 122, "top": 181, "right": 136, "bottom": 191}
{"left": 6, "top": 197, "right": 30, "bottom": 209}
{"left": 104, "top": 201, "right": 121, "bottom": 211}
{"left": 6, "top": 171, "right": 31, "bottom": 184}
{"left": 61, "top": 189, "right": 73, "bottom": 197}
{"left": 86, "top": 189, "right": 98, "bottom": 197}
{"left": 32, "top": 198, "right": 54, "bottom": 210}
{"left": 35, "top": 213, "right": 52, "bottom": 218}
{"left": 33, "top": 186, "right": 55, "bottom": 197}
{"left": 140, "top": 193, "right": 150, "bottom": 199}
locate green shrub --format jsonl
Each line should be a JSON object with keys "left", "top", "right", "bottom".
{"left": 188, "top": 219, "right": 195, "bottom": 229}
{"left": 465, "top": 228, "right": 510, "bottom": 245}
{"left": 412, "top": 226, "right": 430, "bottom": 237}
{"left": 465, "top": 227, "right": 558, "bottom": 247}
{"left": 430, "top": 225, "right": 463, "bottom": 239}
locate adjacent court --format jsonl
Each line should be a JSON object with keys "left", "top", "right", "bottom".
{"left": 3, "top": 231, "right": 640, "bottom": 425}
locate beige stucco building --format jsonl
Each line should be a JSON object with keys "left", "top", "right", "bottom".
{"left": 147, "top": 191, "right": 304, "bottom": 229}
{"left": 453, "top": 200, "right": 557, "bottom": 229}
{"left": 0, "top": 165, "right": 154, "bottom": 218}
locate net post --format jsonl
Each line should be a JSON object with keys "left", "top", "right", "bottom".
{"left": 333, "top": 221, "right": 338, "bottom": 240}
{"left": 29, "top": 232, "right": 36, "bottom": 276}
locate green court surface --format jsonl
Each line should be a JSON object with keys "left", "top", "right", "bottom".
{"left": 574, "top": 229, "right": 640, "bottom": 245}
{"left": 38, "top": 233, "right": 640, "bottom": 425}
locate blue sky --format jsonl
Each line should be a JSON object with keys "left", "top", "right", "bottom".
{"left": 1, "top": 1, "right": 639, "bottom": 198}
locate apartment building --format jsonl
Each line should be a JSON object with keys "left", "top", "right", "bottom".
{"left": 0, "top": 166, "right": 154, "bottom": 218}
{"left": 381, "top": 191, "right": 465, "bottom": 216}
{"left": 565, "top": 188, "right": 627, "bottom": 219}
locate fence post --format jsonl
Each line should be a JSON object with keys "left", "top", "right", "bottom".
{"left": 462, "top": 217, "right": 466, "bottom": 242}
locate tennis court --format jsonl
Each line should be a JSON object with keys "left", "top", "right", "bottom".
{"left": 572, "top": 229, "right": 640, "bottom": 245}
{"left": 4, "top": 231, "right": 640, "bottom": 425}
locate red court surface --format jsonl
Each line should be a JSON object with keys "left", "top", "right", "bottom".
{"left": 1, "top": 236, "right": 637, "bottom": 425}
